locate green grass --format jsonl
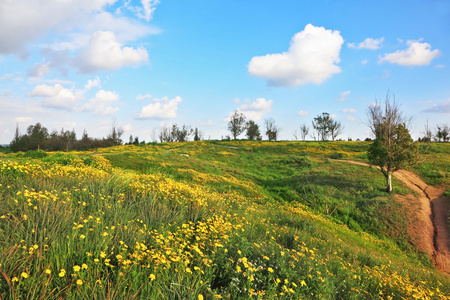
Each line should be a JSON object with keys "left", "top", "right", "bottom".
{"left": 0, "top": 141, "right": 449, "bottom": 299}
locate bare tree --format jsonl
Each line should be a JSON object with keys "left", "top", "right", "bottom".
{"left": 422, "top": 119, "right": 433, "bottom": 145}
{"left": 264, "top": 118, "right": 281, "bottom": 141}
{"left": 366, "top": 93, "right": 418, "bottom": 192}
{"left": 329, "top": 119, "right": 344, "bottom": 141}
{"left": 108, "top": 119, "right": 124, "bottom": 145}
{"left": 300, "top": 124, "right": 309, "bottom": 141}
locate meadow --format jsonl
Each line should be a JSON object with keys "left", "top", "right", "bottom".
{"left": 0, "top": 140, "right": 449, "bottom": 299}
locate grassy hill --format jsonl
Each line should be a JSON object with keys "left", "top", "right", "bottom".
{"left": 0, "top": 141, "right": 449, "bottom": 299}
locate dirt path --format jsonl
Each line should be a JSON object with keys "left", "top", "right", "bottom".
{"left": 338, "top": 160, "right": 450, "bottom": 275}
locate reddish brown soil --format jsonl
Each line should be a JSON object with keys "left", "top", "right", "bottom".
{"left": 339, "top": 160, "right": 450, "bottom": 275}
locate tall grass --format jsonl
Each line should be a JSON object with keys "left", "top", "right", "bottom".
{"left": 1, "top": 141, "right": 449, "bottom": 299}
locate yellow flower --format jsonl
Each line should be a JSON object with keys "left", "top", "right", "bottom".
{"left": 268, "top": 267, "right": 274, "bottom": 273}
{"left": 23, "top": 214, "right": 28, "bottom": 220}
{"left": 300, "top": 280, "right": 307, "bottom": 286}
{"left": 45, "top": 269, "right": 51, "bottom": 275}
{"left": 149, "top": 274, "right": 156, "bottom": 281}
{"left": 59, "top": 269, "right": 66, "bottom": 277}
{"left": 80, "top": 234, "right": 86, "bottom": 239}
{"left": 185, "top": 267, "right": 192, "bottom": 274}
{"left": 73, "top": 265, "right": 81, "bottom": 272}
{"left": 12, "top": 277, "right": 18, "bottom": 282}
{"left": 21, "top": 272, "right": 29, "bottom": 278}
{"left": 82, "top": 263, "right": 88, "bottom": 270}
{"left": 76, "top": 279, "right": 83, "bottom": 285}
{"left": 198, "top": 295, "right": 204, "bottom": 300}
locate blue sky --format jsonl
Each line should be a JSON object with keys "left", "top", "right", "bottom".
{"left": 1, "top": 0, "right": 449, "bottom": 144}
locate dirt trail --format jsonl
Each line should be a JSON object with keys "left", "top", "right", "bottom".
{"left": 338, "top": 160, "right": 450, "bottom": 275}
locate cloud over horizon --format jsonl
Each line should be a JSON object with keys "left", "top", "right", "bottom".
{"left": 137, "top": 96, "right": 183, "bottom": 120}
{"left": 248, "top": 24, "right": 343, "bottom": 87}
{"left": 379, "top": 40, "right": 441, "bottom": 66}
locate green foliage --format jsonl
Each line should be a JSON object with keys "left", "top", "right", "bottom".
{"left": 23, "top": 150, "right": 48, "bottom": 159}
{"left": 0, "top": 141, "right": 448, "bottom": 299}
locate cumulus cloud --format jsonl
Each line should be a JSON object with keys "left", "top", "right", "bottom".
{"left": 336, "top": 90, "right": 351, "bottom": 102}
{"left": 76, "top": 31, "right": 149, "bottom": 73}
{"left": 379, "top": 40, "right": 441, "bottom": 66}
{"left": 0, "top": 0, "right": 118, "bottom": 55}
{"left": 348, "top": 38, "right": 384, "bottom": 50}
{"left": 238, "top": 98, "right": 273, "bottom": 121}
{"left": 83, "top": 90, "right": 120, "bottom": 115}
{"left": 137, "top": 96, "right": 182, "bottom": 119}
{"left": 297, "top": 110, "right": 309, "bottom": 116}
{"left": 27, "top": 84, "right": 81, "bottom": 110}
{"left": 342, "top": 108, "right": 357, "bottom": 113}
{"left": 248, "top": 24, "right": 343, "bottom": 87}
{"left": 423, "top": 99, "right": 450, "bottom": 114}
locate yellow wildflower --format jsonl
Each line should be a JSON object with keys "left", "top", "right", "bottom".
{"left": 21, "top": 272, "right": 29, "bottom": 278}
{"left": 149, "top": 274, "right": 156, "bottom": 281}
{"left": 45, "top": 269, "right": 51, "bottom": 275}
{"left": 73, "top": 265, "right": 81, "bottom": 272}
{"left": 76, "top": 279, "right": 83, "bottom": 285}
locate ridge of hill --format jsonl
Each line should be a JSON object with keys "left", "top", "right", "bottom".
{"left": 0, "top": 141, "right": 449, "bottom": 299}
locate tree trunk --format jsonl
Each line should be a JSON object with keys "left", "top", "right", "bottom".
{"left": 386, "top": 172, "right": 393, "bottom": 193}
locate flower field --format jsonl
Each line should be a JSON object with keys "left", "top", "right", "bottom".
{"left": 0, "top": 141, "right": 449, "bottom": 299}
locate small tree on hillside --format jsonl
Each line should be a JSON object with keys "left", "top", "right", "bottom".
{"left": 264, "top": 118, "right": 280, "bottom": 141}
{"left": 246, "top": 120, "right": 262, "bottom": 140}
{"left": 228, "top": 110, "right": 246, "bottom": 140}
{"left": 366, "top": 94, "right": 418, "bottom": 192}
{"left": 329, "top": 119, "right": 344, "bottom": 141}
{"left": 435, "top": 123, "right": 449, "bottom": 142}
{"left": 312, "top": 113, "right": 332, "bottom": 141}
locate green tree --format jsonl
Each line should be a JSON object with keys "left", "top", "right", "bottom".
{"left": 366, "top": 95, "right": 418, "bottom": 192}
{"left": 228, "top": 110, "right": 246, "bottom": 140}
{"left": 245, "top": 120, "right": 262, "bottom": 140}
{"left": 312, "top": 113, "right": 332, "bottom": 141}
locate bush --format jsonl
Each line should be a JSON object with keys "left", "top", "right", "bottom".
{"left": 23, "top": 150, "right": 48, "bottom": 159}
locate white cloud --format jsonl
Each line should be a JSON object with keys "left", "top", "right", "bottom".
{"left": 199, "top": 120, "right": 216, "bottom": 126}
{"left": 238, "top": 98, "right": 273, "bottom": 121}
{"left": 27, "top": 84, "right": 80, "bottom": 110}
{"left": 336, "top": 90, "right": 351, "bottom": 102}
{"left": 379, "top": 40, "right": 441, "bottom": 66}
{"left": 347, "top": 116, "right": 356, "bottom": 121}
{"left": 83, "top": 90, "right": 120, "bottom": 115}
{"left": 0, "top": 0, "right": 118, "bottom": 55}
{"left": 84, "top": 77, "right": 101, "bottom": 90}
{"left": 137, "top": 94, "right": 153, "bottom": 101}
{"left": 137, "top": 0, "right": 160, "bottom": 21}
{"left": 361, "top": 60, "right": 369, "bottom": 64}
{"left": 27, "top": 63, "right": 51, "bottom": 79}
{"left": 76, "top": 31, "right": 149, "bottom": 73}
{"left": 348, "top": 38, "right": 384, "bottom": 50}
{"left": 248, "top": 24, "right": 343, "bottom": 87}
{"left": 232, "top": 97, "right": 240, "bottom": 104}
{"left": 137, "top": 96, "right": 182, "bottom": 119}
{"left": 342, "top": 108, "right": 357, "bottom": 113}
{"left": 297, "top": 110, "right": 309, "bottom": 116}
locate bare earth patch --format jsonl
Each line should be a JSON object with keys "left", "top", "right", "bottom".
{"left": 339, "top": 160, "right": 450, "bottom": 275}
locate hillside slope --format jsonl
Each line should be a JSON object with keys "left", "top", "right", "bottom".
{"left": 0, "top": 141, "right": 449, "bottom": 299}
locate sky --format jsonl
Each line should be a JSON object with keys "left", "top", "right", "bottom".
{"left": 1, "top": 0, "right": 449, "bottom": 144}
